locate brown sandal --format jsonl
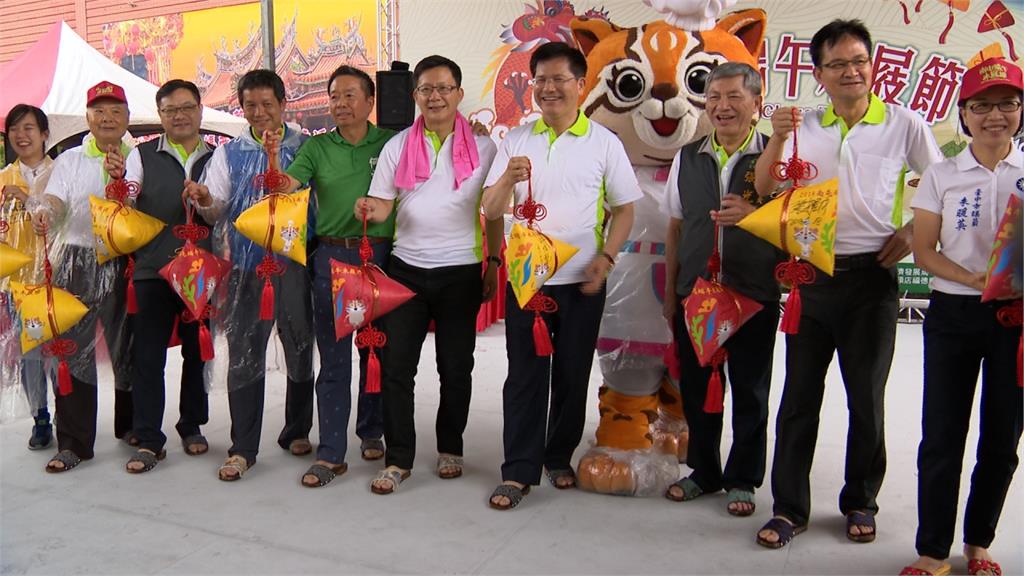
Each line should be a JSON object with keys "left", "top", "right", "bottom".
{"left": 218, "top": 455, "right": 251, "bottom": 481}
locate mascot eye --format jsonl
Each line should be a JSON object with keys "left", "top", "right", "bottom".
{"left": 613, "top": 69, "right": 646, "bottom": 103}
{"left": 685, "top": 63, "right": 714, "bottom": 97}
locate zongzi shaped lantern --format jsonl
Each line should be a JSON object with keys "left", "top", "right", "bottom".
{"left": 330, "top": 258, "right": 414, "bottom": 341}
{"left": 11, "top": 281, "right": 88, "bottom": 354}
{"left": 89, "top": 195, "right": 166, "bottom": 264}
{"left": 0, "top": 241, "right": 32, "bottom": 278}
{"left": 233, "top": 188, "right": 310, "bottom": 266}
{"left": 506, "top": 222, "right": 579, "bottom": 308}
{"left": 737, "top": 177, "right": 839, "bottom": 276}
{"left": 683, "top": 277, "right": 763, "bottom": 413}
{"left": 982, "top": 193, "right": 1023, "bottom": 302}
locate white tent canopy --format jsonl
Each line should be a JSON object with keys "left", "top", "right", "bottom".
{"left": 0, "top": 21, "right": 247, "bottom": 151}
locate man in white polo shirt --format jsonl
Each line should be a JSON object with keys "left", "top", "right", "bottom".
{"left": 355, "top": 55, "right": 501, "bottom": 494}
{"left": 481, "top": 42, "right": 640, "bottom": 510}
{"left": 752, "top": 20, "right": 942, "bottom": 548}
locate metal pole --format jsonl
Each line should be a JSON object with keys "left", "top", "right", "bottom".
{"left": 261, "top": 0, "right": 275, "bottom": 70}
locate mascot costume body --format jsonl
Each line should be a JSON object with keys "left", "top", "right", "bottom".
{"left": 570, "top": 0, "right": 767, "bottom": 495}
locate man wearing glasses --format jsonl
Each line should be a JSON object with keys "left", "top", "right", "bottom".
{"left": 112, "top": 79, "right": 215, "bottom": 473}
{"left": 355, "top": 55, "right": 501, "bottom": 494}
{"left": 481, "top": 42, "right": 639, "bottom": 510}
{"left": 752, "top": 19, "right": 942, "bottom": 548}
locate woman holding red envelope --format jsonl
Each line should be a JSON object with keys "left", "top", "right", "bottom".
{"left": 901, "top": 57, "right": 1023, "bottom": 576}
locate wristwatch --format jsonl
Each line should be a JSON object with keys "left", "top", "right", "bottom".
{"left": 600, "top": 251, "right": 616, "bottom": 267}
{"left": 486, "top": 256, "right": 502, "bottom": 267}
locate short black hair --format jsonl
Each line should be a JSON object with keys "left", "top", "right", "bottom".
{"left": 327, "top": 65, "right": 375, "bottom": 98}
{"left": 413, "top": 55, "right": 462, "bottom": 88}
{"left": 5, "top": 104, "right": 49, "bottom": 135}
{"left": 810, "top": 19, "right": 872, "bottom": 67}
{"left": 156, "top": 79, "right": 201, "bottom": 107}
{"left": 529, "top": 42, "right": 587, "bottom": 78}
{"left": 236, "top": 69, "right": 286, "bottom": 107}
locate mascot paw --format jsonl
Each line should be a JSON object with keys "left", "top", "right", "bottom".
{"left": 577, "top": 450, "right": 636, "bottom": 496}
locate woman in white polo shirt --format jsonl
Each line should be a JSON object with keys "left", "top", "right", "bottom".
{"left": 902, "top": 58, "right": 1023, "bottom": 576}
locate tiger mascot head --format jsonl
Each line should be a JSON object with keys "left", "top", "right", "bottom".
{"left": 570, "top": 9, "right": 766, "bottom": 166}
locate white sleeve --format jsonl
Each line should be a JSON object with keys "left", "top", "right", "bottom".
{"left": 908, "top": 161, "right": 944, "bottom": 215}
{"left": 603, "top": 136, "right": 642, "bottom": 207}
{"left": 195, "top": 146, "right": 230, "bottom": 220}
{"left": 906, "top": 115, "right": 943, "bottom": 176}
{"left": 200, "top": 146, "right": 231, "bottom": 204}
{"left": 43, "top": 153, "right": 73, "bottom": 204}
{"left": 663, "top": 153, "right": 683, "bottom": 218}
{"left": 367, "top": 133, "right": 403, "bottom": 200}
{"left": 124, "top": 148, "right": 144, "bottom": 187}
{"left": 484, "top": 135, "right": 513, "bottom": 188}
{"left": 475, "top": 137, "right": 498, "bottom": 196}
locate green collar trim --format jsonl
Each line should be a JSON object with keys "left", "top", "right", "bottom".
{"left": 250, "top": 125, "right": 285, "bottom": 146}
{"left": 84, "top": 136, "right": 131, "bottom": 159}
{"left": 533, "top": 110, "right": 589, "bottom": 144}
{"left": 424, "top": 129, "right": 445, "bottom": 154}
{"left": 711, "top": 127, "right": 756, "bottom": 169}
{"left": 822, "top": 94, "right": 885, "bottom": 137}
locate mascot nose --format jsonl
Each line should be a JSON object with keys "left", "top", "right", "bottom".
{"left": 650, "top": 83, "right": 678, "bottom": 102}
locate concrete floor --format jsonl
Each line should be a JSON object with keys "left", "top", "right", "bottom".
{"left": 1, "top": 323, "right": 1021, "bottom": 575}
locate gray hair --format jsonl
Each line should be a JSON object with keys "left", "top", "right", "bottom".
{"left": 707, "top": 62, "right": 762, "bottom": 97}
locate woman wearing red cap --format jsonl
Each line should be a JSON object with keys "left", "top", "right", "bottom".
{"left": 902, "top": 58, "right": 1023, "bottom": 576}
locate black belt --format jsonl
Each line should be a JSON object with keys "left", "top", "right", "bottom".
{"left": 316, "top": 236, "right": 389, "bottom": 248}
{"left": 834, "top": 252, "right": 881, "bottom": 271}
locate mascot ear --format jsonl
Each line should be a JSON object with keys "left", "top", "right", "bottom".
{"left": 571, "top": 17, "right": 622, "bottom": 57}
{"left": 716, "top": 9, "right": 767, "bottom": 60}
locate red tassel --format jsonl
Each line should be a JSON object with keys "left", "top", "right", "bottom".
{"left": 780, "top": 285, "right": 802, "bottom": 334}
{"left": 126, "top": 277, "right": 138, "bottom": 314}
{"left": 260, "top": 278, "right": 274, "bottom": 320}
{"left": 1003, "top": 31, "right": 1018, "bottom": 62}
{"left": 532, "top": 313, "right": 554, "bottom": 356}
{"left": 703, "top": 365, "right": 724, "bottom": 414}
{"left": 58, "top": 359, "right": 72, "bottom": 396}
{"left": 365, "top": 349, "right": 381, "bottom": 394}
{"left": 199, "top": 323, "right": 215, "bottom": 362}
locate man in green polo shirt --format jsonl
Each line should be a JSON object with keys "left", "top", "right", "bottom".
{"left": 281, "top": 65, "right": 396, "bottom": 487}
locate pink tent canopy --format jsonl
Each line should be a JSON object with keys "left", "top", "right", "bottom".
{"left": 0, "top": 21, "right": 246, "bottom": 150}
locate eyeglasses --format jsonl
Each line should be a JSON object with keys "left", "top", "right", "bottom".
{"left": 159, "top": 104, "right": 199, "bottom": 117}
{"left": 967, "top": 100, "right": 1022, "bottom": 114}
{"left": 414, "top": 84, "right": 458, "bottom": 96}
{"left": 529, "top": 76, "right": 579, "bottom": 88}
{"left": 819, "top": 57, "right": 871, "bottom": 72}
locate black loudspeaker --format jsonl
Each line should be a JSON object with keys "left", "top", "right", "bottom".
{"left": 376, "top": 69, "right": 415, "bottom": 131}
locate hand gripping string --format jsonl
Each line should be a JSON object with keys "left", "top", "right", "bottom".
{"left": 511, "top": 160, "right": 547, "bottom": 228}
{"left": 172, "top": 196, "right": 210, "bottom": 244}
{"left": 769, "top": 108, "right": 818, "bottom": 187}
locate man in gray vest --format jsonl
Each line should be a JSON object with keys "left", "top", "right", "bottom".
{"left": 662, "top": 62, "right": 782, "bottom": 515}
{"left": 107, "top": 79, "right": 215, "bottom": 473}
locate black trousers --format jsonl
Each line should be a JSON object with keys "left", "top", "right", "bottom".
{"left": 129, "top": 279, "right": 209, "bottom": 453}
{"left": 381, "top": 257, "right": 482, "bottom": 470}
{"left": 915, "top": 292, "right": 1022, "bottom": 559}
{"left": 674, "top": 296, "right": 778, "bottom": 493}
{"left": 223, "top": 263, "right": 314, "bottom": 465}
{"left": 501, "top": 282, "right": 606, "bottom": 485}
{"left": 771, "top": 258, "right": 897, "bottom": 526}
{"left": 53, "top": 247, "right": 133, "bottom": 459}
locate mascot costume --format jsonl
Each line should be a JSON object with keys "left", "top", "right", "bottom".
{"left": 571, "top": 0, "right": 767, "bottom": 495}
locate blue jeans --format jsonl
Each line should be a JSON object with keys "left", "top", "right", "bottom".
{"left": 310, "top": 241, "right": 390, "bottom": 464}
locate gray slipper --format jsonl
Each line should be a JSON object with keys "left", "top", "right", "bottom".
{"left": 126, "top": 449, "right": 167, "bottom": 474}
{"left": 301, "top": 462, "right": 348, "bottom": 487}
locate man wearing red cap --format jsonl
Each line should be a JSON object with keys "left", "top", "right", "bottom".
{"left": 902, "top": 57, "right": 1023, "bottom": 576}
{"left": 28, "top": 80, "right": 135, "bottom": 472}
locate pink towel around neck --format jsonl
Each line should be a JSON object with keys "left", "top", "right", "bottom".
{"left": 394, "top": 113, "right": 480, "bottom": 190}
